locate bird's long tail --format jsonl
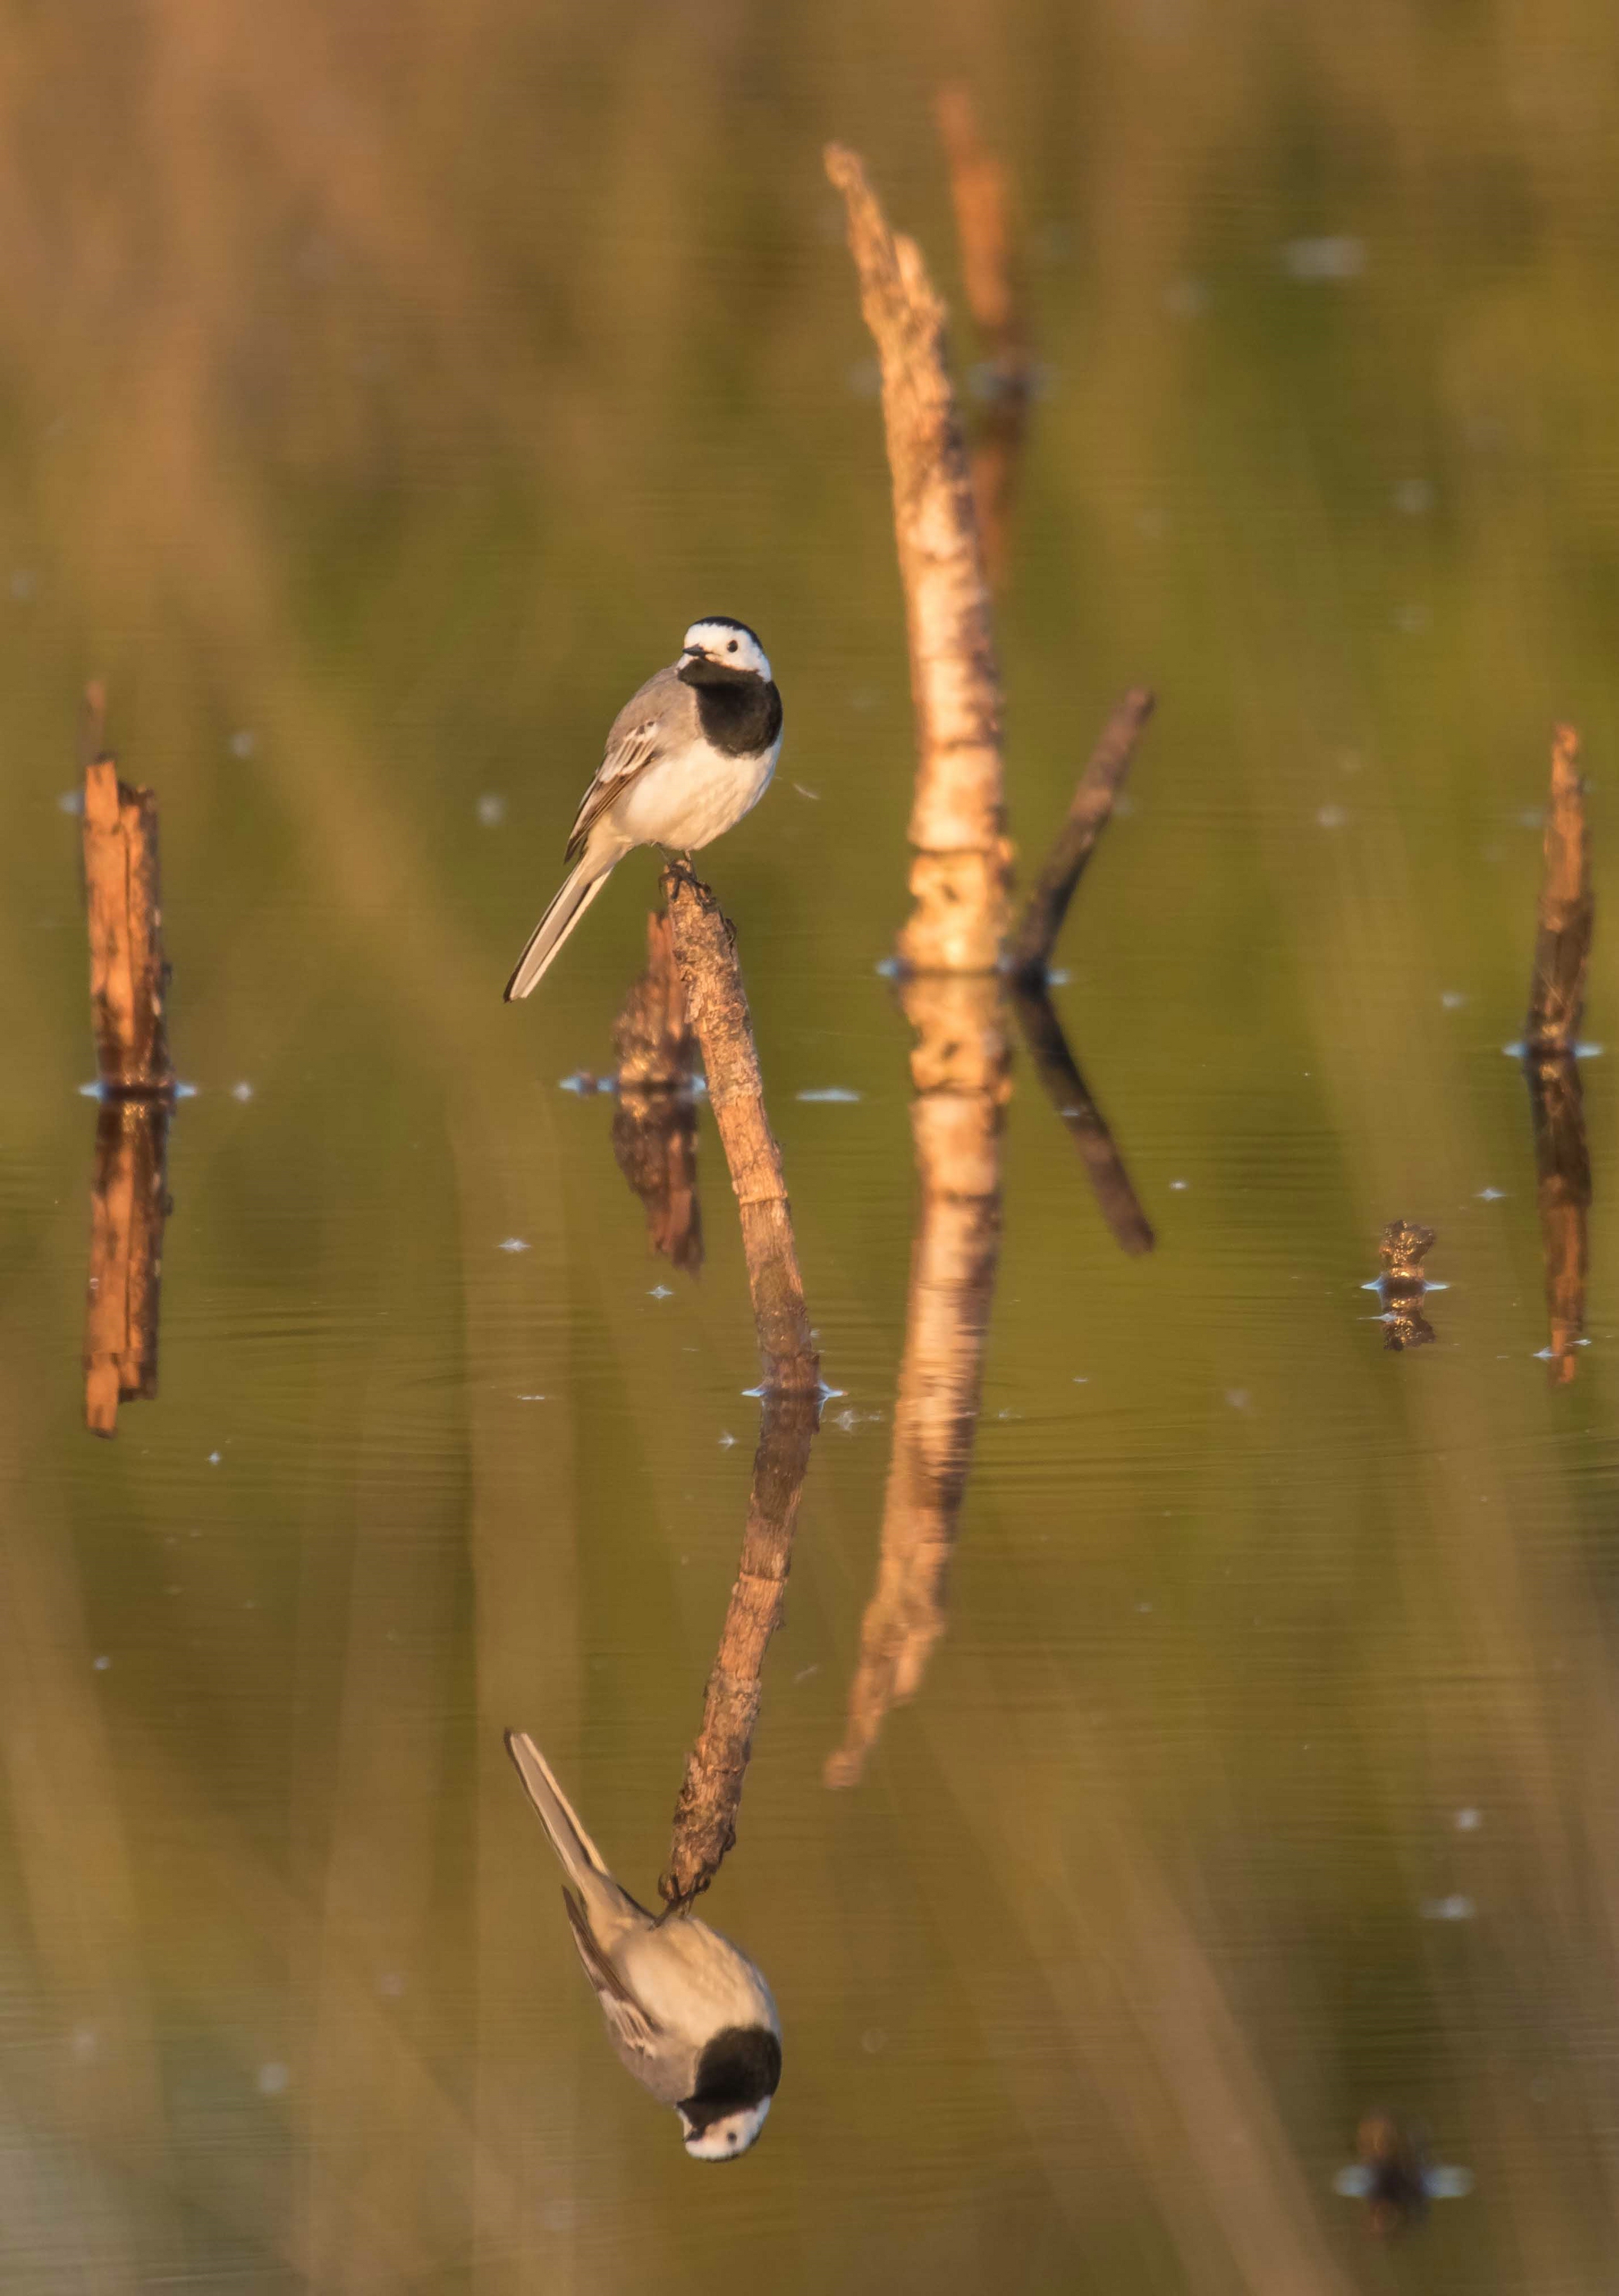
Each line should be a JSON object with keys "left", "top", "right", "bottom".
{"left": 504, "top": 1730, "right": 640, "bottom": 1916}
{"left": 503, "top": 856, "right": 612, "bottom": 1001}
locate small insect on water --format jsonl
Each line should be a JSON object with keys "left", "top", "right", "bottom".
{"left": 1332, "top": 2112, "right": 1473, "bottom": 2236}
{"left": 1370, "top": 1218, "right": 1439, "bottom": 1352}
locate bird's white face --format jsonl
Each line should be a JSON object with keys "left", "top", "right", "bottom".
{"left": 680, "top": 620, "right": 772, "bottom": 683}
{"left": 680, "top": 2095, "right": 772, "bottom": 2161}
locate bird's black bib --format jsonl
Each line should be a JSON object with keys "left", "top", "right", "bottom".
{"left": 680, "top": 660, "right": 783, "bottom": 758}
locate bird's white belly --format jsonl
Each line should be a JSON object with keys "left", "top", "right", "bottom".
{"left": 615, "top": 737, "right": 780, "bottom": 853}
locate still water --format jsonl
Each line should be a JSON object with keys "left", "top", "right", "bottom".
{"left": 6, "top": 2, "right": 1619, "bottom": 2288}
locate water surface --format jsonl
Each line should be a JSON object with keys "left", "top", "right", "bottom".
{"left": 5, "top": 5, "right": 1619, "bottom": 2288}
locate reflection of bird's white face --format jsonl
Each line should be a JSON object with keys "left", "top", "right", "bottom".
{"left": 680, "top": 620, "right": 772, "bottom": 683}
{"left": 681, "top": 2095, "right": 772, "bottom": 2161}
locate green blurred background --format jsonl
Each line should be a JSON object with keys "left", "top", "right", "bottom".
{"left": 5, "top": 0, "right": 1619, "bottom": 2288}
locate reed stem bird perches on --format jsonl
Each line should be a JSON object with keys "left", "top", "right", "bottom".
{"left": 655, "top": 862, "right": 820, "bottom": 1901}
{"left": 661, "top": 862, "right": 818, "bottom": 1395}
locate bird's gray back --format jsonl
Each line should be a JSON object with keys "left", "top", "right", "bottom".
{"left": 619, "top": 1916, "right": 779, "bottom": 2040}
{"left": 603, "top": 664, "right": 693, "bottom": 760}
{"left": 565, "top": 664, "right": 698, "bottom": 862}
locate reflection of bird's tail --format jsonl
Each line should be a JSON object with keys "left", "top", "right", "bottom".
{"left": 504, "top": 1730, "right": 631, "bottom": 1913}
{"left": 503, "top": 858, "right": 611, "bottom": 1001}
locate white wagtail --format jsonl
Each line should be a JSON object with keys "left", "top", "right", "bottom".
{"left": 503, "top": 618, "right": 782, "bottom": 1000}
{"left": 504, "top": 1730, "right": 782, "bottom": 2159}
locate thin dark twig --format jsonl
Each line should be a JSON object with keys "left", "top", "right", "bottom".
{"left": 1008, "top": 687, "right": 1155, "bottom": 982}
{"left": 1010, "top": 985, "right": 1154, "bottom": 1255}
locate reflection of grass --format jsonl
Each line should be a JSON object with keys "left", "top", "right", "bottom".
{"left": 3, "top": 4, "right": 1619, "bottom": 2283}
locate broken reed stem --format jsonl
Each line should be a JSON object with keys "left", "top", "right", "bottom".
{"left": 825, "top": 142, "right": 1011, "bottom": 974}
{"left": 1525, "top": 723, "right": 1591, "bottom": 1052}
{"left": 81, "top": 690, "right": 174, "bottom": 1097}
{"left": 1009, "top": 688, "right": 1155, "bottom": 982}
{"left": 660, "top": 1391, "right": 819, "bottom": 1909}
{"left": 936, "top": 84, "right": 1034, "bottom": 593}
{"left": 1009, "top": 986, "right": 1155, "bottom": 1254}
{"left": 83, "top": 1097, "right": 172, "bottom": 1436}
{"left": 826, "top": 976, "right": 1008, "bottom": 1786}
{"left": 1526, "top": 1051, "right": 1590, "bottom": 1385}
{"left": 661, "top": 864, "right": 818, "bottom": 1391}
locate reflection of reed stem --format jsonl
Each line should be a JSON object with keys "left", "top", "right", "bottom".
{"left": 827, "top": 977, "right": 1008, "bottom": 1786}
{"left": 1525, "top": 722, "right": 1591, "bottom": 1052}
{"left": 663, "top": 863, "right": 816, "bottom": 1389}
{"left": 610, "top": 912, "right": 702, "bottom": 1274}
{"left": 1011, "top": 985, "right": 1154, "bottom": 1254}
{"left": 1010, "top": 688, "right": 1155, "bottom": 983}
{"left": 1526, "top": 1051, "right": 1590, "bottom": 1384}
{"left": 660, "top": 1391, "right": 818, "bottom": 1910}
{"left": 936, "top": 84, "right": 1034, "bottom": 594}
{"left": 825, "top": 143, "right": 1011, "bottom": 974}
{"left": 81, "top": 691, "right": 174, "bottom": 1097}
{"left": 83, "top": 1098, "right": 172, "bottom": 1436}
{"left": 612, "top": 910, "right": 695, "bottom": 1088}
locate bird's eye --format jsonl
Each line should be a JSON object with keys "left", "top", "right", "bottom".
{"left": 728, "top": 640, "right": 738, "bottom": 653}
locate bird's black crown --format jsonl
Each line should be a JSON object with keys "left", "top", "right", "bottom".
{"left": 691, "top": 615, "right": 762, "bottom": 644}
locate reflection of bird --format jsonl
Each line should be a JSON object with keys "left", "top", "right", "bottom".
{"left": 503, "top": 619, "right": 783, "bottom": 1000}
{"left": 503, "top": 1731, "right": 781, "bottom": 2159}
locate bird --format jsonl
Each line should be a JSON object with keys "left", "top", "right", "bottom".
{"left": 503, "top": 1729, "right": 782, "bottom": 2160}
{"left": 503, "top": 618, "right": 783, "bottom": 1000}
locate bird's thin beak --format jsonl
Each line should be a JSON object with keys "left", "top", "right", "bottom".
{"left": 681, "top": 644, "right": 706, "bottom": 661}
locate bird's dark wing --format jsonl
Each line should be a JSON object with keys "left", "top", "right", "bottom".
{"left": 563, "top": 667, "right": 685, "bottom": 863}
{"left": 562, "top": 1888, "right": 663, "bottom": 2056}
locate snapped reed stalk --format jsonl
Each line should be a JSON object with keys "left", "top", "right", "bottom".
{"left": 1519, "top": 724, "right": 1593, "bottom": 1380}
{"left": 78, "top": 687, "right": 175, "bottom": 1435}
{"left": 80, "top": 686, "right": 174, "bottom": 1097}
{"left": 825, "top": 142, "right": 1011, "bottom": 974}
{"left": 1524, "top": 723, "right": 1591, "bottom": 1052}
